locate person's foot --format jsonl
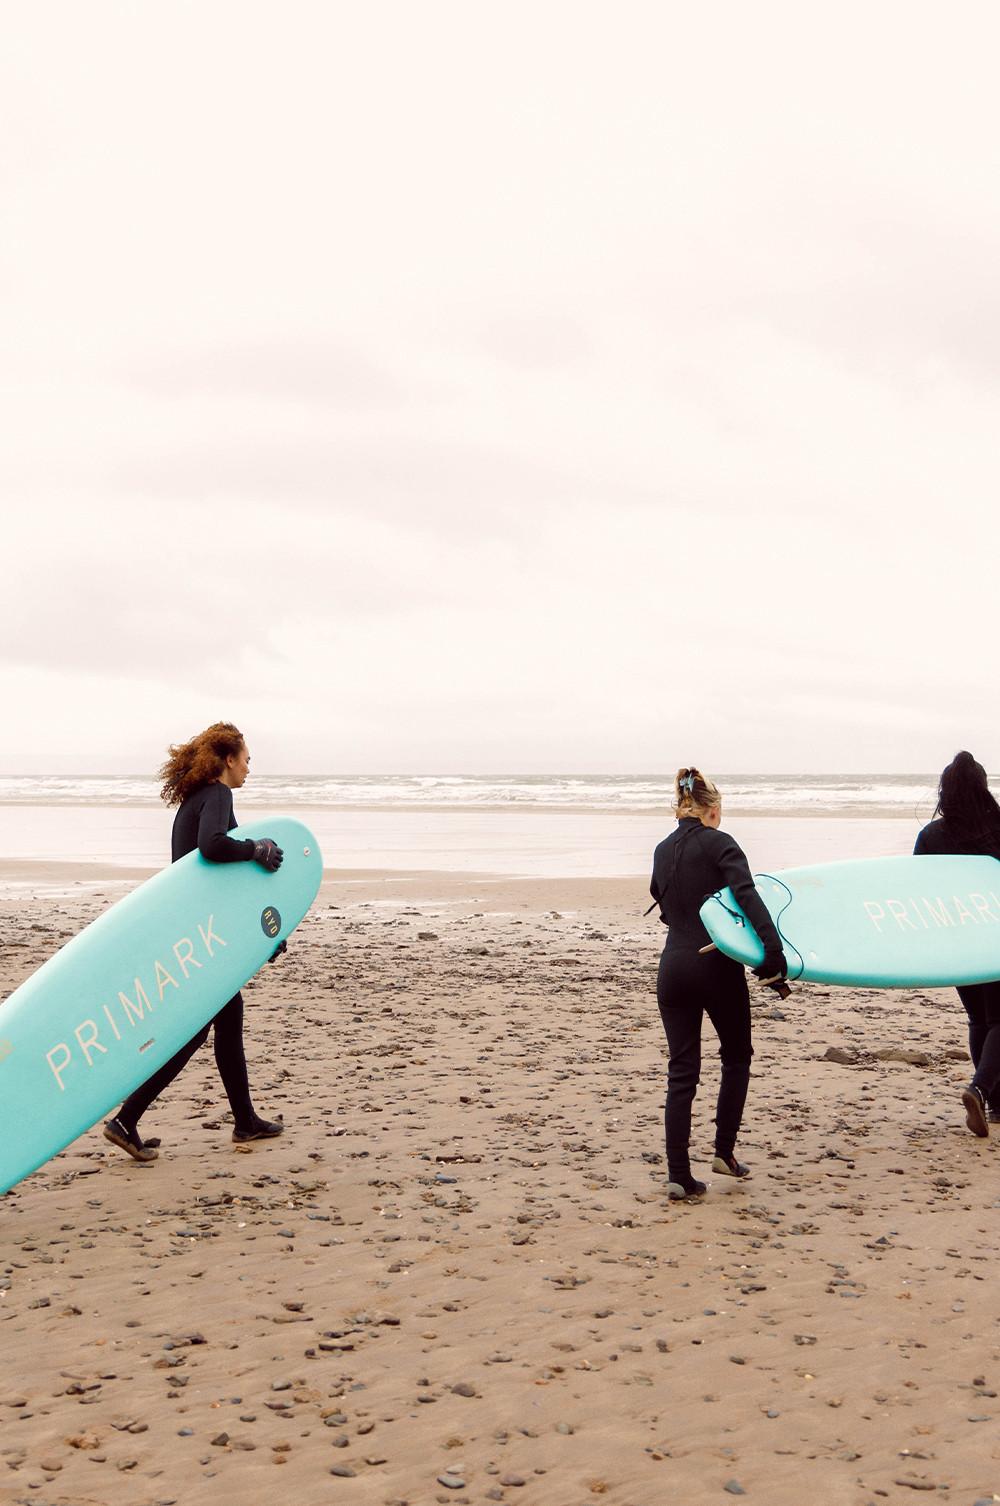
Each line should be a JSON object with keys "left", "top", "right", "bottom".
{"left": 712, "top": 1154, "right": 751, "bottom": 1178}
{"left": 961, "top": 1084, "right": 989, "bottom": 1138}
{"left": 103, "top": 1118, "right": 158, "bottom": 1162}
{"left": 232, "top": 1116, "right": 284, "bottom": 1143}
{"left": 667, "top": 1175, "right": 707, "bottom": 1201}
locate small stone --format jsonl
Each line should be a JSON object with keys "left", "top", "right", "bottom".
{"left": 210, "top": 1432, "right": 229, "bottom": 1447}
{"left": 723, "top": 1483, "right": 747, "bottom": 1496}
{"left": 875, "top": 1047, "right": 931, "bottom": 1067}
{"left": 824, "top": 1046, "right": 859, "bottom": 1065}
{"left": 437, "top": 1473, "right": 466, "bottom": 1489}
{"left": 500, "top": 1474, "right": 527, "bottom": 1487}
{"left": 330, "top": 1465, "right": 357, "bottom": 1477}
{"left": 451, "top": 1383, "right": 477, "bottom": 1397}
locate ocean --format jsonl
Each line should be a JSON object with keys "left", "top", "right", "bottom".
{"left": 0, "top": 774, "right": 958, "bottom": 878}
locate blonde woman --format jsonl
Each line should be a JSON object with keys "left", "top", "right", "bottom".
{"left": 649, "top": 767, "right": 786, "bottom": 1199}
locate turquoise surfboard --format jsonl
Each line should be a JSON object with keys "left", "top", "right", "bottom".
{"left": 0, "top": 817, "right": 322, "bottom": 1194}
{"left": 699, "top": 854, "right": 1000, "bottom": 988}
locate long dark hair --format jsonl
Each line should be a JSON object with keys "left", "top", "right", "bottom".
{"left": 159, "top": 722, "right": 245, "bottom": 807}
{"left": 934, "top": 750, "right": 1000, "bottom": 845}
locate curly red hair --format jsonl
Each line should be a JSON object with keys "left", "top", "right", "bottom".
{"left": 159, "top": 722, "right": 246, "bottom": 807}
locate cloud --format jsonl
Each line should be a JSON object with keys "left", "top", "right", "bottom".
{"left": 127, "top": 339, "right": 406, "bottom": 408}
{"left": 109, "top": 434, "right": 653, "bottom": 526}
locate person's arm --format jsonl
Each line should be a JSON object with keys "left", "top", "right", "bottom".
{"left": 197, "top": 785, "right": 255, "bottom": 863}
{"left": 913, "top": 827, "right": 929, "bottom": 855}
{"left": 712, "top": 831, "right": 783, "bottom": 959}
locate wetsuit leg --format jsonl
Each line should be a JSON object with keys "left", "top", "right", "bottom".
{"left": 212, "top": 991, "right": 255, "bottom": 1132}
{"left": 959, "top": 981, "right": 1000, "bottom": 1110}
{"left": 703, "top": 976, "right": 753, "bottom": 1161}
{"left": 957, "top": 983, "right": 988, "bottom": 1070}
{"left": 657, "top": 949, "right": 705, "bottom": 1181}
{"left": 117, "top": 1021, "right": 213, "bottom": 1132}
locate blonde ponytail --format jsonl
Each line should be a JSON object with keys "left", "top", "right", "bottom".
{"left": 674, "top": 766, "right": 721, "bottom": 819}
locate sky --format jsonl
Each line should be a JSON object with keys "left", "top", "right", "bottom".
{"left": 1, "top": 1, "right": 997, "bottom": 775}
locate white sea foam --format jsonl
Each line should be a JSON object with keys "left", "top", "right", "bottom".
{"left": 0, "top": 773, "right": 955, "bottom": 817}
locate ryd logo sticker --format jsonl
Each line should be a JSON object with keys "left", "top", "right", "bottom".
{"left": 261, "top": 906, "right": 281, "bottom": 939}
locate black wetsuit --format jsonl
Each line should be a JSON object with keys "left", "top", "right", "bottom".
{"left": 650, "top": 819, "right": 783, "bottom": 1181}
{"left": 116, "top": 783, "right": 257, "bottom": 1134}
{"left": 914, "top": 817, "right": 1000, "bottom": 1113}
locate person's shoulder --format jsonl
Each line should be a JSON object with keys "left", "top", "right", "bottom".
{"left": 708, "top": 825, "right": 740, "bottom": 848}
{"left": 184, "top": 781, "right": 229, "bottom": 811}
{"left": 915, "top": 818, "right": 947, "bottom": 852}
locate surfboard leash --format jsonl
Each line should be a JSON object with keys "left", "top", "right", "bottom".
{"left": 755, "top": 872, "right": 805, "bottom": 982}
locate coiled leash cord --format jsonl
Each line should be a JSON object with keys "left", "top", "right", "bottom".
{"left": 702, "top": 873, "right": 804, "bottom": 994}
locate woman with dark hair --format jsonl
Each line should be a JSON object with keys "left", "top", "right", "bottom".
{"left": 650, "top": 767, "right": 787, "bottom": 1200}
{"left": 103, "top": 722, "right": 286, "bottom": 1162}
{"left": 915, "top": 750, "right": 1000, "bottom": 1138}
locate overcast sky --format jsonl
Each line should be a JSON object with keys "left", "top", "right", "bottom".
{"left": 1, "top": 1, "right": 997, "bottom": 775}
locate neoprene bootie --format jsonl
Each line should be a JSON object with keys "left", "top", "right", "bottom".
{"left": 961, "top": 1085, "right": 989, "bottom": 1138}
{"left": 667, "top": 1174, "right": 706, "bottom": 1201}
{"left": 712, "top": 1154, "right": 751, "bottom": 1178}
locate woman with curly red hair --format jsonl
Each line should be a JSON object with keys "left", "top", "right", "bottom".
{"left": 104, "top": 723, "right": 286, "bottom": 1162}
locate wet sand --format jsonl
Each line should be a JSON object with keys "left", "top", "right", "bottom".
{"left": 1, "top": 872, "right": 997, "bottom": 1506}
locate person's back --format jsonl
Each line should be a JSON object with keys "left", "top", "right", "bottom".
{"left": 914, "top": 815, "right": 1000, "bottom": 860}
{"left": 651, "top": 818, "right": 785, "bottom": 960}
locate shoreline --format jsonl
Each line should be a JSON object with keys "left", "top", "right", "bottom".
{"left": 0, "top": 797, "right": 926, "bottom": 819}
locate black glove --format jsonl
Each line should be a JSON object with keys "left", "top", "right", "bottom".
{"left": 752, "top": 950, "right": 787, "bottom": 984}
{"left": 252, "top": 838, "right": 284, "bottom": 872}
{"left": 267, "top": 939, "right": 287, "bottom": 965}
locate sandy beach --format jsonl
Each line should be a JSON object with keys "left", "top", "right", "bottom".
{"left": 1, "top": 869, "right": 997, "bottom": 1506}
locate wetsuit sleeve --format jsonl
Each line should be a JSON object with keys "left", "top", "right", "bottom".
{"left": 712, "top": 832, "right": 783, "bottom": 954}
{"left": 913, "top": 829, "right": 928, "bottom": 855}
{"left": 197, "top": 785, "right": 255, "bottom": 863}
